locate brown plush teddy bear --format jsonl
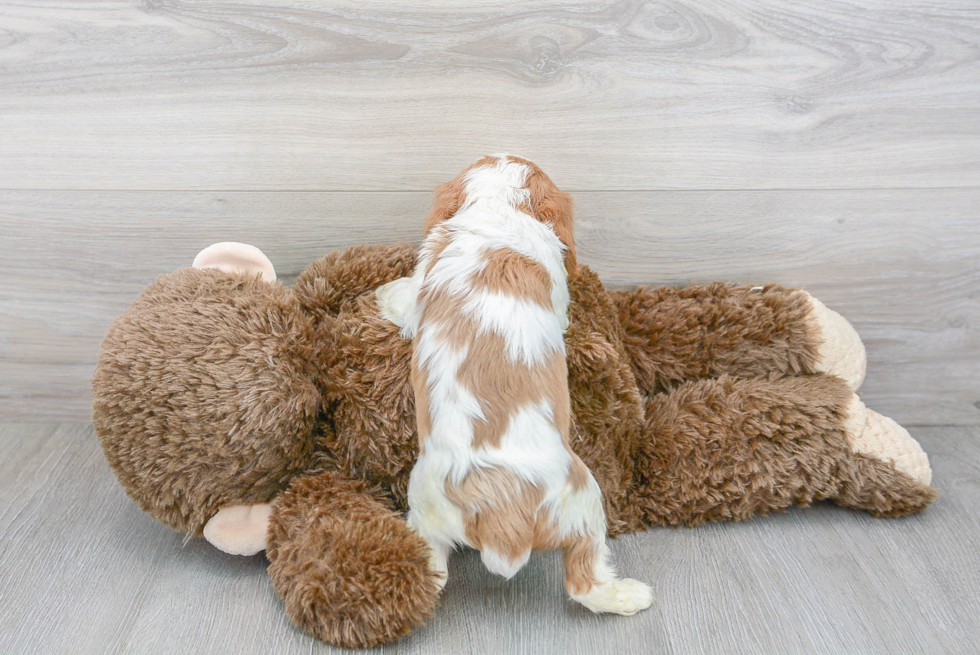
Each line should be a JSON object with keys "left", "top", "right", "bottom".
{"left": 93, "top": 229, "right": 936, "bottom": 648}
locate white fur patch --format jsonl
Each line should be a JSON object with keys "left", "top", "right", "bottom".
{"left": 482, "top": 547, "right": 531, "bottom": 579}
{"left": 572, "top": 576, "right": 655, "bottom": 616}
{"left": 462, "top": 291, "right": 565, "bottom": 365}
{"left": 376, "top": 276, "right": 420, "bottom": 331}
{"left": 462, "top": 157, "right": 531, "bottom": 209}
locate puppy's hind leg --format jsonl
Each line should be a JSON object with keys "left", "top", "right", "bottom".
{"left": 406, "top": 509, "right": 452, "bottom": 593}
{"left": 558, "top": 462, "right": 653, "bottom": 615}
{"left": 563, "top": 536, "right": 653, "bottom": 616}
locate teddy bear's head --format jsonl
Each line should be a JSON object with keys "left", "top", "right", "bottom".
{"left": 92, "top": 244, "right": 326, "bottom": 534}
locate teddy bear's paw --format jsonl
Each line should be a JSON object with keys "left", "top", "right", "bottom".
{"left": 572, "top": 577, "right": 654, "bottom": 616}
{"left": 843, "top": 394, "right": 932, "bottom": 485}
{"left": 192, "top": 242, "right": 277, "bottom": 283}
{"left": 203, "top": 503, "right": 274, "bottom": 556}
{"left": 803, "top": 292, "right": 866, "bottom": 390}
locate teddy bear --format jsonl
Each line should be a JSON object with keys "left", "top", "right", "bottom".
{"left": 92, "top": 230, "right": 936, "bottom": 649}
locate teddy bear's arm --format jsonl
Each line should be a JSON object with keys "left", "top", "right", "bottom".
{"left": 292, "top": 243, "right": 419, "bottom": 320}
{"left": 627, "top": 372, "right": 935, "bottom": 529}
{"left": 610, "top": 283, "right": 866, "bottom": 396}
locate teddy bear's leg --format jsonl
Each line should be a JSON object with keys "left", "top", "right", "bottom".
{"left": 266, "top": 470, "right": 440, "bottom": 649}
{"left": 834, "top": 394, "right": 936, "bottom": 516}
{"left": 611, "top": 284, "right": 866, "bottom": 396}
{"left": 192, "top": 241, "right": 277, "bottom": 283}
{"left": 629, "top": 374, "right": 936, "bottom": 528}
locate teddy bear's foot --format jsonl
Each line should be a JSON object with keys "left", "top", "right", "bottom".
{"left": 842, "top": 395, "right": 931, "bottom": 485}
{"left": 834, "top": 394, "right": 938, "bottom": 518}
{"left": 192, "top": 242, "right": 277, "bottom": 283}
{"left": 804, "top": 293, "right": 866, "bottom": 390}
{"left": 203, "top": 503, "right": 273, "bottom": 556}
{"left": 803, "top": 293, "right": 866, "bottom": 390}
{"left": 571, "top": 578, "right": 655, "bottom": 616}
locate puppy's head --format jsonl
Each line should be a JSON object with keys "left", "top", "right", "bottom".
{"left": 507, "top": 155, "right": 576, "bottom": 277}
{"left": 424, "top": 155, "right": 577, "bottom": 276}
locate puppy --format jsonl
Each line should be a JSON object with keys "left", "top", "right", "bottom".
{"left": 377, "top": 155, "right": 653, "bottom": 615}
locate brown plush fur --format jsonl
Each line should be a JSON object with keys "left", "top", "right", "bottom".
{"left": 93, "top": 269, "right": 323, "bottom": 534}
{"left": 267, "top": 470, "right": 440, "bottom": 649}
{"left": 93, "top": 242, "right": 937, "bottom": 649}
{"left": 612, "top": 283, "right": 820, "bottom": 396}
{"left": 631, "top": 374, "right": 937, "bottom": 527}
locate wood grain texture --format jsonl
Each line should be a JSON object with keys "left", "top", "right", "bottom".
{"left": 0, "top": 0, "right": 978, "bottom": 190}
{"left": 1, "top": 423, "right": 978, "bottom": 654}
{"left": 2, "top": 188, "right": 977, "bottom": 424}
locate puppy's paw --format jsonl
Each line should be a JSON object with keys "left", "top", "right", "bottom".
{"left": 572, "top": 577, "right": 654, "bottom": 616}
{"left": 376, "top": 275, "right": 420, "bottom": 337}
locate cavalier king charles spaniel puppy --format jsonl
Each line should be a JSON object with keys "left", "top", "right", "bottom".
{"left": 377, "top": 155, "right": 653, "bottom": 615}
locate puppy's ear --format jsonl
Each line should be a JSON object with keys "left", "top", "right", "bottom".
{"left": 424, "top": 178, "right": 466, "bottom": 236}
{"left": 529, "top": 177, "right": 577, "bottom": 277}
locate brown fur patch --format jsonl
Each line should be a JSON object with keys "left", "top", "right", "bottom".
{"left": 411, "top": 364, "right": 432, "bottom": 440}
{"left": 267, "top": 471, "right": 440, "bottom": 649}
{"left": 471, "top": 248, "right": 553, "bottom": 309}
{"left": 445, "top": 466, "right": 605, "bottom": 595}
{"left": 458, "top": 336, "right": 569, "bottom": 450}
{"left": 568, "top": 456, "right": 592, "bottom": 493}
{"left": 507, "top": 155, "right": 577, "bottom": 277}
{"left": 412, "top": 285, "right": 569, "bottom": 451}
{"left": 561, "top": 536, "right": 602, "bottom": 596}
{"left": 446, "top": 467, "right": 548, "bottom": 562}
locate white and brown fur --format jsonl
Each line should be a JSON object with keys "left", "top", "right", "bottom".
{"left": 376, "top": 155, "right": 653, "bottom": 615}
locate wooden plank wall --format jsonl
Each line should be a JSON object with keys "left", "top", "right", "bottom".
{"left": 1, "top": 1, "right": 978, "bottom": 424}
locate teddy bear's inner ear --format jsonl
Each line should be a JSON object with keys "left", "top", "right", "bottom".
{"left": 192, "top": 242, "right": 277, "bottom": 283}
{"left": 203, "top": 503, "right": 274, "bottom": 556}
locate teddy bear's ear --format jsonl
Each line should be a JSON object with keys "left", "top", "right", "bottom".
{"left": 203, "top": 503, "right": 274, "bottom": 556}
{"left": 192, "top": 242, "right": 277, "bottom": 283}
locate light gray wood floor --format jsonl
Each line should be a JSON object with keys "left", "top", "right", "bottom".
{"left": 1, "top": 422, "right": 978, "bottom": 654}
